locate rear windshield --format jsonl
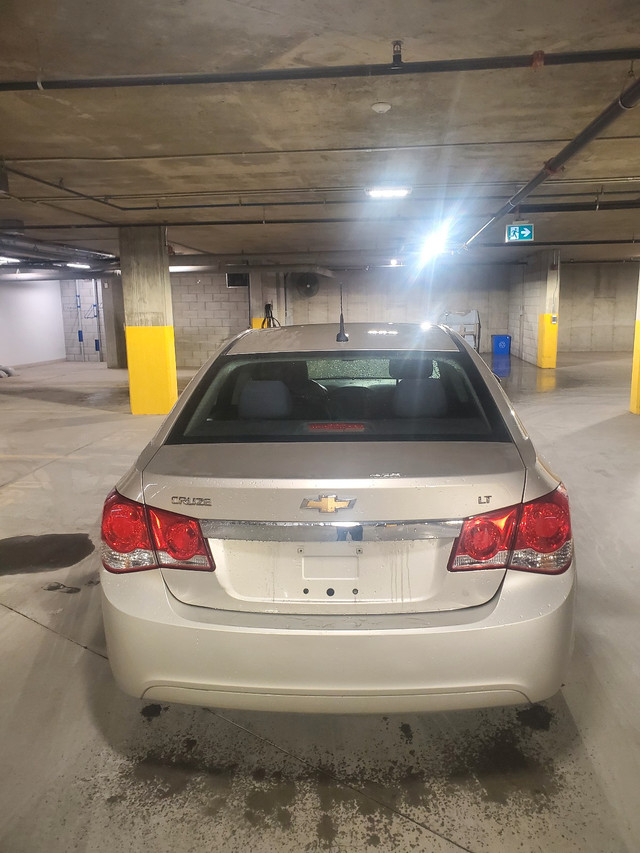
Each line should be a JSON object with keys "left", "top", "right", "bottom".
{"left": 167, "top": 350, "right": 512, "bottom": 444}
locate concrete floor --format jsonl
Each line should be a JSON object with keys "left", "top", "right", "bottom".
{"left": 0, "top": 354, "right": 639, "bottom": 853}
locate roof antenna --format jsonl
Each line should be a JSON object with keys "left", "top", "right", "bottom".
{"left": 336, "top": 281, "right": 349, "bottom": 342}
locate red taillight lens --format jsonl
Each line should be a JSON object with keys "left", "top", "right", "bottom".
{"left": 101, "top": 490, "right": 214, "bottom": 573}
{"left": 448, "top": 486, "right": 573, "bottom": 575}
{"left": 449, "top": 505, "right": 519, "bottom": 571}
{"left": 510, "top": 485, "right": 572, "bottom": 573}
{"left": 101, "top": 490, "right": 156, "bottom": 572}
{"left": 147, "top": 507, "right": 213, "bottom": 570}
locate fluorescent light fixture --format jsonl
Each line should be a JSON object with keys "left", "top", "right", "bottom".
{"left": 169, "top": 265, "right": 196, "bottom": 272}
{"left": 0, "top": 256, "right": 20, "bottom": 264}
{"left": 67, "top": 262, "right": 92, "bottom": 269}
{"left": 419, "top": 220, "right": 451, "bottom": 265}
{"left": 365, "top": 186, "right": 412, "bottom": 199}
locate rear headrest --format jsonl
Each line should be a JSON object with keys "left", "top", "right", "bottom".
{"left": 238, "top": 380, "right": 293, "bottom": 419}
{"left": 393, "top": 378, "right": 447, "bottom": 418}
{"left": 388, "top": 358, "right": 434, "bottom": 380}
{"left": 254, "top": 360, "right": 309, "bottom": 386}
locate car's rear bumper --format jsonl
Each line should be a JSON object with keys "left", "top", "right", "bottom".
{"left": 101, "top": 565, "right": 575, "bottom": 714}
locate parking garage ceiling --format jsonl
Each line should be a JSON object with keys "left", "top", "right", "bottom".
{"left": 1, "top": 0, "right": 640, "bottom": 269}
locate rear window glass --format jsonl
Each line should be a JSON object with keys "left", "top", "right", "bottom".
{"left": 167, "top": 350, "right": 511, "bottom": 444}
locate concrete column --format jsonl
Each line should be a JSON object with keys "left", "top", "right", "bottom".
{"left": 119, "top": 226, "right": 177, "bottom": 414}
{"left": 101, "top": 276, "right": 127, "bottom": 369}
{"left": 630, "top": 265, "right": 640, "bottom": 414}
{"left": 537, "top": 252, "right": 560, "bottom": 369}
{"left": 249, "top": 272, "right": 263, "bottom": 328}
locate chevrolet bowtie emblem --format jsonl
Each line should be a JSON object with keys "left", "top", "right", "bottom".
{"left": 301, "top": 495, "right": 356, "bottom": 513}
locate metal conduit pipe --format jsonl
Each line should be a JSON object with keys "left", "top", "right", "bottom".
{"left": 0, "top": 48, "right": 639, "bottom": 92}
{"left": 461, "top": 74, "right": 640, "bottom": 249}
{"left": 11, "top": 189, "right": 640, "bottom": 213}
{"left": 0, "top": 234, "right": 115, "bottom": 262}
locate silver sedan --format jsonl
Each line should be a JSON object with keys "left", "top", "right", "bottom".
{"left": 100, "top": 323, "right": 575, "bottom": 713}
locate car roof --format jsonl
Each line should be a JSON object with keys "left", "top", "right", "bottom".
{"left": 227, "top": 323, "right": 460, "bottom": 355}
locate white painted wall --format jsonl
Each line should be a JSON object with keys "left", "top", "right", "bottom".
{"left": 558, "top": 263, "right": 638, "bottom": 352}
{"left": 0, "top": 280, "right": 65, "bottom": 366}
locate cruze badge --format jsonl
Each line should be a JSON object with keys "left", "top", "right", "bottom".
{"left": 171, "top": 496, "right": 212, "bottom": 506}
{"left": 301, "top": 495, "right": 356, "bottom": 513}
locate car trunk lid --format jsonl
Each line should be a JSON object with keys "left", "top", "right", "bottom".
{"left": 143, "top": 441, "right": 525, "bottom": 615}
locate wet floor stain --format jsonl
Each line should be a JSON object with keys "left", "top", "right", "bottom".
{"left": 123, "top": 743, "right": 238, "bottom": 803}
{"left": 447, "top": 723, "right": 560, "bottom": 804}
{"left": 517, "top": 703, "right": 554, "bottom": 731}
{"left": 103, "top": 704, "right": 580, "bottom": 852}
{"left": 0, "top": 533, "right": 94, "bottom": 573}
{"left": 399, "top": 722, "right": 414, "bottom": 744}
{"left": 43, "top": 581, "right": 81, "bottom": 594}
{"left": 140, "top": 704, "right": 167, "bottom": 722}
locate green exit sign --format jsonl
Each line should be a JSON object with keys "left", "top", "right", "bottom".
{"left": 506, "top": 223, "right": 534, "bottom": 242}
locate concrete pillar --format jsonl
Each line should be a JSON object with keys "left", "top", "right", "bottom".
{"left": 101, "top": 276, "right": 127, "bottom": 369}
{"left": 119, "top": 226, "right": 177, "bottom": 414}
{"left": 630, "top": 265, "right": 640, "bottom": 414}
{"left": 249, "top": 272, "right": 263, "bottom": 328}
{"left": 537, "top": 252, "right": 560, "bottom": 369}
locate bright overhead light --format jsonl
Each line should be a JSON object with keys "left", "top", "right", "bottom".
{"left": 389, "top": 258, "right": 399, "bottom": 266}
{"left": 0, "top": 256, "right": 21, "bottom": 264}
{"left": 371, "top": 102, "right": 392, "bottom": 114}
{"left": 365, "top": 186, "right": 412, "bottom": 199}
{"left": 67, "top": 262, "right": 92, "bottom": 269}
{"left": 169, "top": 265, "right": 196, "bottom": 272}
{"left": 418, "top": 220, "right": 451, "bottom": 265}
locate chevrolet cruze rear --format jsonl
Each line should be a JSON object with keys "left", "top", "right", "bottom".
{"left": 100, "top": 323, "right": 575, "bottom": 712}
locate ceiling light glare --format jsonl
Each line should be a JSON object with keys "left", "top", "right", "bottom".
{"left": 67, "top": 262, "right": 92, "bottom": 269}
{"left": 420, "top": 322, "right": 432, "bottom": 330}
{"left": 389, "top": 258, "right": 399, "bottom": 266}
{"left": 371, "top": 102, "right": 392, "bottom": 114}
{"left": 0, "top": 256, "right": 21, "bottom": 264}
{"left": 365, "top": 186, "right": 412, "bottom": 199}
{"left": 419, "top": 220, "right": 451, "bottom": 266}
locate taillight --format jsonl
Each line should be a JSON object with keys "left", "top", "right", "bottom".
{"left": 101, "top": 489, "right": 214, "bottom": 573}
{"left": 449, "top": 505, "right": 519, "bottom": 571}
{"left": 449, "top": 486, "right": 573, "bottom": 575}
{"left": 510, "top": 485, "right": 572, "bottom": 574}
{"left": 147, "top": 506, "right": 213, "bottom": 570}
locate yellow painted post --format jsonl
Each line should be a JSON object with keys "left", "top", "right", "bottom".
{"left": 124, "top": 326, "right": 177, "bottom": 415}
{"left": 120, "top": 226, "right": 178, "bottom": 415}
{"left": 630, "top": 267, "right": 640, "bottom": 414}
{"left": 537, "top": 313, "right": 558, "bottom": 369}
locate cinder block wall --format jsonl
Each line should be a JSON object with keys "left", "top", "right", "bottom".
{"left": 508, "top": 254, "right": 552, "bottom": 364}
{"left": 287, "top": 266, "right": 510, "bottom": 353}
{"left": 558, "top": 263, "right": 638, "bottom": 352}
{"left": 170, "top": 273, "right": 249, "bottom": 368}
{"left": 60, "top": 279, "right": 106, "bottom": 362}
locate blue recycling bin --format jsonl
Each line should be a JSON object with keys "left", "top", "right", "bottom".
{"left": 492, "top": 334, "right": 511, "bottom": 355}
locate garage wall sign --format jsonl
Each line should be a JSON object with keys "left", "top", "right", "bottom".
{"left": 505, "top": 223, "right": 534, "bottom": 242}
